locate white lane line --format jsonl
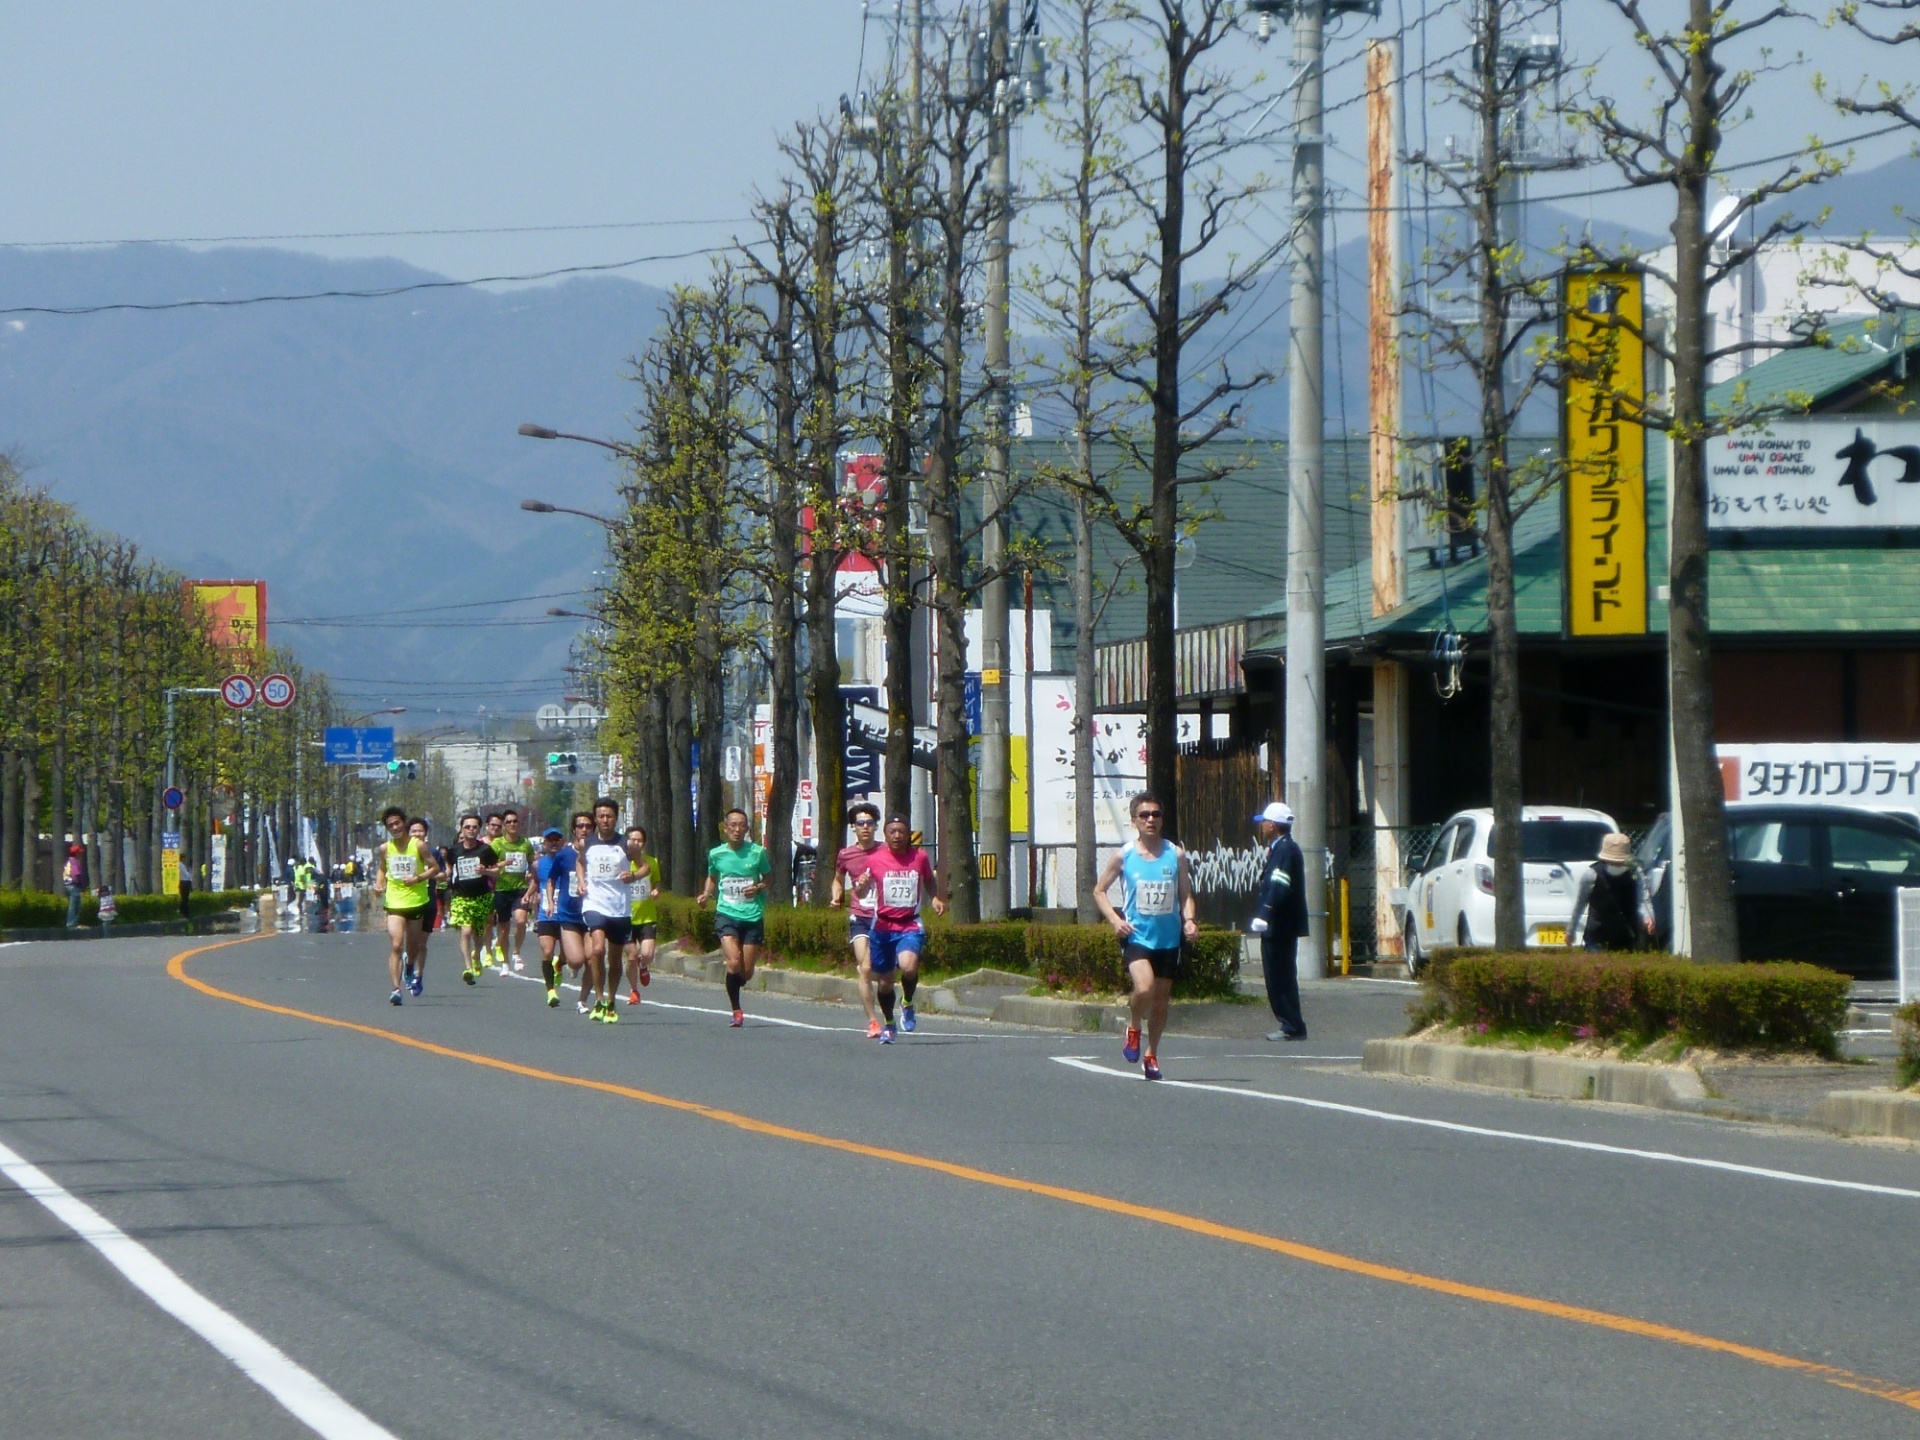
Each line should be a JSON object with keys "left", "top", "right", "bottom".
{"left": 0, "top": 1134, "right": 400, "bottom": 1440}
{"left": 1051, "top": 1057, "right": 1920, "bottom": 1202}
{"left": 496, "top": 968, "right": 1045, "bottom": 1039}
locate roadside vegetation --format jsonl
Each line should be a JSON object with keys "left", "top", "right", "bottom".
{"left": 1897, "top": 1002, "right": 1920, "bottom": 1091}
{"left": 653, "top": 895, "right": 1240, "bottom": 1001}
{"left": 1408, "top": 950, "right": 1850, "bottom": 1059}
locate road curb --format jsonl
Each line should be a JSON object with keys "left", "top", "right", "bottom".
{"left": 0, "top": 912, "right": 246, "bottom": 945}
{"left": 986, "top": 994, "right": 1125, "bottom": 1031}
{"left": 1362, "top": 1037, "right": 1708, "bottom": 1109}
{"left": 1815, "top": 1089, "right": 1920, "bottom": 1141}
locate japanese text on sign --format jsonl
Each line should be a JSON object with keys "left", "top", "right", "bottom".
{"left": 1562, "top": 271, "right": 1648, "bottom": 637}
{"left": 1718, "top": 744, "right": 1920, "bottom": 812}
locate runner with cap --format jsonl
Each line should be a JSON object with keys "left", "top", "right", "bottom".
{"left": 829, "top": 801, "right": 885, "bottom": 1037}
{"left": 532, "top": 821, "right": 588, "bottom": 1008}
{"left": 479, "top": 811, "right": 508, "bottom": 968}
{"left": 1093, "top": 791, "right": 1197, "bottom": 1080}
{"left": 697, "top": 808, "right": 771, "bottom": 1028}
{"left": 1250, "top": 801, "right": 1310, "bottom": 1042}
{"left": 862, "top": 814, "right": 944, "bottom": 1042}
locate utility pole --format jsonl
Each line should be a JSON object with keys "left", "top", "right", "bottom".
{"left": 1283, "top": 0, "right": 1330, "bottom": 974}
{"left": 978, "top": 0, "right": 1014, "bottom": 919}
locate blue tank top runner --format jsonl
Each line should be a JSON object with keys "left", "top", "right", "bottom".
{"left": 1121, "top": 843, "right": 1183, "bottom": 951}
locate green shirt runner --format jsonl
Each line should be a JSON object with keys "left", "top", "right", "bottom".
{"left": 628, "top": 854, "right": 664, "bottom": 925}
{"left": 493, "top": 837, "right": 534, "bottom": 893}
{"left": 708, "top": 841, "right": 770, "bottom": 922}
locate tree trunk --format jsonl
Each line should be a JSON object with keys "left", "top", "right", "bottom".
{"left": 1072, "top": 485, "right": 1100, "bottom": 922}
{"left": 0, "top": 749, "right": 17, "bottom": 888}
{"left": 668, "top": 685, "right": 697, "bottom": 894}
{"left": 1668, "top": 30, "right": 1738, "bottom": 959}
{"left": 696, "top": 649, "right": 725, "bottom": 862}
{"left": 48, "top": 738, "right": 66, "bottom": 872}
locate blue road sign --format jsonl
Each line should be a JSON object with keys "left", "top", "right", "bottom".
{"left": 324, "top": 727, "right": 396, "bottom": 765}
{"left": 162, "top": 786, "right": 184, "bottom": 810}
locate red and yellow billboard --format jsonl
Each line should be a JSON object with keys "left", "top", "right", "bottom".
{"left": 188, "top": 580, "right": 266, "bottom": 663}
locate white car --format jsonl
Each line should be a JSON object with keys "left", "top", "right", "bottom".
{"left": 1399, "top": 805, "right": 1619, "bottom": 973}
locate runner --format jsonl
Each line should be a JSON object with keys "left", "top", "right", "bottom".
{"left": 623, "top": 824, "right": 663, "bottom": 1007}
{"left": 532, "top": 823, "right": 587, "bottom": 1008}
{"left": 829, "top": 802, "right": 884, "bottom": 1036}
{"left": 558, "top": 812, "right": 596, "bottom": 1009}
{"left": 411, "top": 818, "right": 448, "bottom": 938}
{"left": 1093, "top": 791, "right": 1197, "bottom": 1081}
{"left": 863, "top": 814, "right": 944, "bottom": 1042}
{"left": 697, "top": 808, "right": 770, "bottom": 1028}
{"left": 446, "top": 812, "right": 501, "bottom": 985}
{"left": 481, "top": 812, "right": 508, "bottom": 967}
{"left": 374, "top": 807, "right": 441, "bottom": 1005}
{"left": 491, "top": 807, "right": 535, "bottom": 972}
{"left": 580, "top": 797, "right": 637, "bottom": 1023}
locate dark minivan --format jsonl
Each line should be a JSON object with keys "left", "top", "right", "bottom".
{"left": 1640, "top": 804, "right": 1920, "bottom": 978}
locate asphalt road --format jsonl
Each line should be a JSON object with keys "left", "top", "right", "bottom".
{"left": 2, "top": 927, "right": 1917, "bottom": 1439}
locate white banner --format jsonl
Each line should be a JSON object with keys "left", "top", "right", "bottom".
{"left": 1708, "top": 418, "right": 1920, "bottom": 529}
{"left": 1717, "top": 742, "right": 1920, "bottom": 813}
{"left": 1030, "top": 678, "right": 1146, "bottom": 846}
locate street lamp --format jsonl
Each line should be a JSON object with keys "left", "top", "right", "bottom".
{"left": 521, "top": 498, "right": 619, "bottom": 529}
{"left": 345, "top": 706, "right": 407, "bottom": 726}
{"left": 517, "top": 422, "right": 634, "bottom": 456}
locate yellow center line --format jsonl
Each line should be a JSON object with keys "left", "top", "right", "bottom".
{"left": 170, "top": 935, "right": 1920, "bottom": 1415}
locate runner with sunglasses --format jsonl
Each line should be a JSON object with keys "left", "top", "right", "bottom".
{"left": 1093, "top": 792, "right": 1197, "bottom": 1081}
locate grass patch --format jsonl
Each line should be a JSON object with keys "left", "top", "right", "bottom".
{"left": 1897, "top": 1002, "right": 1920, "bottom": 1090}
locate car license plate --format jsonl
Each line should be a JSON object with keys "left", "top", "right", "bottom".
{"left": 1536, "top": 926, "right": 1566, "bottom": 946}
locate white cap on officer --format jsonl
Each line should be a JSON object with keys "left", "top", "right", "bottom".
{"left": 1253, "top": 802, "right": 1295, "bottom": 827}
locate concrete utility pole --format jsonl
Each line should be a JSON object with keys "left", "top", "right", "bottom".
{"left": 1365, "top": 36, "right": 1409, "bottom": 963}
{"left": 978, "top": 0, "right": 1014, "bottom": 918}
{"left": 1284, "top": 0, "right": 1330, "bottom": 974}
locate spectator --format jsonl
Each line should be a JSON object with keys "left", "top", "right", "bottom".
{"left": 62, "top": 844, "right": 88, "bottom": 928}
{"left": 1568, "top": 832, "right": 1655, "bottom": 952}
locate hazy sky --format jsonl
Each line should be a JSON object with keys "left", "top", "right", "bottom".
{"left": 2, "top": 3, "right": 1908, "bottom": 296}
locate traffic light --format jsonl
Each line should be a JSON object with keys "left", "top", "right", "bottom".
{"left": 384, "top": 759, "right": 418, "bottom": 781}
{"left": 545, "top": 752, "right": 580, "bottom": 777}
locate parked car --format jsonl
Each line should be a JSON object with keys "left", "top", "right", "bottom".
{"left": 1640, "top": 803, "right": 1920, "bottom": 979}
{"left": 1399, "top": 806, "right": 1619, "bottom": 974}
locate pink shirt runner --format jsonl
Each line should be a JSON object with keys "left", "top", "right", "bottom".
{"left": 836, "top": 842, "right": 880, "bottom": 918}
{"left": 866, "top": 846, "right": 936, "bottom": 933}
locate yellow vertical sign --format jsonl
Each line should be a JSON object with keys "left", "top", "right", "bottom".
{"left": 1563, "top": 271, "right": 1648, "bottom": 636}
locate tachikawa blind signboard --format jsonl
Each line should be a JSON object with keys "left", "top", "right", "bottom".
{"left": 1707, "top": 419, "right": 1920, "bottom": 529}
{"left": 1718, "top": 743, "right": 1920, "bottom": 818}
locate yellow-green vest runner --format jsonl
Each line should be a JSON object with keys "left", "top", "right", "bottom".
{"left": 383, "top": 838, "right": 430, "bottom": 911}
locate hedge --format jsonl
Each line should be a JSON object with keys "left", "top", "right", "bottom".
{"left": 0, "top": 888, "right": 261, "bottom": 930}
{"left": 653, "top": 898, "right": 1241, "bottom": 999}
{"left": 1420, "top": 950, "right": 1850, "bottom": 1056}
{"left": 1897, "top": 1001, "right": 1919, "bottom": 1090}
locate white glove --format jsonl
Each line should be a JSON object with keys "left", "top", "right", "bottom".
{"left": 1249, "top": 918, "right": 1269, "bottom": 934}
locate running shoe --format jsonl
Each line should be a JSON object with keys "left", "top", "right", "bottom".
{"left": 637, "top": 963, "right": 650, "bottom": 987}
{"left": 409, "top": 975, "right": 423, "bottom": 997}
{"left": 900, "top": 1005, "right": 916, "bottom": 1033}
{"left": 880, "top": 1024, "right": 896, "bottom": 1044}
{"left": 462, "top": 967, "right": 478, "bottom": 986}
{"left": 512, "top": 955, "right": 526, "bottom": 972}
{"left": 546, "top": 987, "right": 560, "bottom": 1008}
{"left": 627, "top": 989, "right": 642, "bottom": 1006}
{"left": 402, "top": 962, "right": 415, "bottom": 986}
{"left": 1142, "top": 1053, "right": 1162, "bottom": 1081}
{"left": 389, "top": 989, "right": 403, "bottom": 1006}
{"left": 1122, "top": 1025, "right": 1142, "bottom": 1064}
{"left": 867, "top": 1020, "right": 883, "bottom": 1040}
{"left": 578, "top": 999, "right": 594, "bottom": 1015}
{"left": 729, "top": 1009, "right": 745, "bottom": 1028}
{"left": 600, "top": 1005, "right": 619, "bottom": 1024}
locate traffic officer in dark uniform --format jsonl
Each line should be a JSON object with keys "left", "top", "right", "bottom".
{"left": 1250, "top": 801, "right": 1309, "bottom": 1042}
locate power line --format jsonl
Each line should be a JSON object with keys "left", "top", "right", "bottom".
{"left": 278, "top": 589, "right": 587, "bottom": 624}
{"left": 0, "top": 243, "right": 751, "bottom": 317}
{"left": 0, "top": 216, "right": 750, "bottom": 250}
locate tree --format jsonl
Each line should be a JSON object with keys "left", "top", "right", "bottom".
{"left": 1403, "top": 1, "right": 1571, "bottom": 949}
{"left": 1575, "top": 0, "right": 1838, "bottom": 959}
{"left": 1107, "top": 0, "right": 1279, "bottom": 837}
{"left": 1023, "top": 0, "right": 1137, "bottom": 919}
